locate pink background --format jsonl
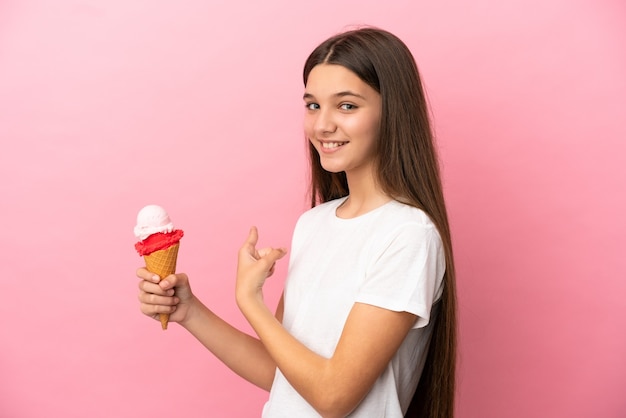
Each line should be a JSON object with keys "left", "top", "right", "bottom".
{"left": 1, "top": 1, "right": 625, "bottom": 417}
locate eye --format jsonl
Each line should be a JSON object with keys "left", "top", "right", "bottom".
{"left": 340, "top": 103, "right": 357, "bottom": 111}
{"left": 305, "top": 103, "right": 320, "bottom": 110}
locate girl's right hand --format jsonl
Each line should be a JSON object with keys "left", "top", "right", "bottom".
{"left": 136, "top": 268, "right": 195, "bottom": 326}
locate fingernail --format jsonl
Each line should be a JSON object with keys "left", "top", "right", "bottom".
{"left": 151, "top": 275, "right": 160, "bottom": 282}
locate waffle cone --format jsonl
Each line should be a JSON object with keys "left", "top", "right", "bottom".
{"left": 143, "top": 243, "right": 180, "bottom": 330}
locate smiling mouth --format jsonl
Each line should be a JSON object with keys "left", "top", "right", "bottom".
{"left": 321, "top": 141, "right": 347, "bottom": 149}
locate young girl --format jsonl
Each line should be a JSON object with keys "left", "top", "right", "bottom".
{"left": 136, "top": 27, "right": 457, "bottom": 418}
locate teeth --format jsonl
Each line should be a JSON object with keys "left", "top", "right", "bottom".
{"left": 321, "top": 142, "right": 346, "bottom": 149}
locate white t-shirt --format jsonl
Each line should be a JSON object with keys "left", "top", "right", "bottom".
{"left": 262, "top": 197, "right": 446, "bottom": 417}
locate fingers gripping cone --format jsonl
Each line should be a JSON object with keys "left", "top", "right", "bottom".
{"left": 143, "top": 243, "right": 180, "bottom": 330}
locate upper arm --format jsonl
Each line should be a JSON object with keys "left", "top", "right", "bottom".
{"left": 319, "top": 302, "right": 417, "bottom": 415}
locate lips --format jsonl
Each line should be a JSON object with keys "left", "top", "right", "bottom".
{"left": 320, "top": 141, "right": 347, "bottom": 149}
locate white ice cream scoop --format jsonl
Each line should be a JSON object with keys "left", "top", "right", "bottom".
{"left": 134, "top": 204, "right": 175, "bottom": 241}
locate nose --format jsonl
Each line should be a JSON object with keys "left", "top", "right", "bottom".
{"left": 313, "top": 107, "right": 337, "bottom": 136}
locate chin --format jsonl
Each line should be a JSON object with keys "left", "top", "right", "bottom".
{"left": 320, "top": 163, "right": 346, "bottom": 174}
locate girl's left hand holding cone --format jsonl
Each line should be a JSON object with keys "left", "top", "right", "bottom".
{"left": 137, "top": 269, "right": 196, "bottom": 326}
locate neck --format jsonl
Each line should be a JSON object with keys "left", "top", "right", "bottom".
{"left": 337, "top": 167, "right": 391, "bottom": 218}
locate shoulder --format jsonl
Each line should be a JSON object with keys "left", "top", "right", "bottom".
{"left": 370, "top": 201, "right": 443, "bottom": 252}
{"left": 288, "top": 198, "right": 346, "bottom": 256}
{"left": 377, "top": 200, "right": 439, "bottom": 234}
{"left": 297, "top": 197, "right": 347, "bottom": 224}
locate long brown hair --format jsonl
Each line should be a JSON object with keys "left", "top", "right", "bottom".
{"left": 303, "top": 27, "right": 457, "bottom": 418}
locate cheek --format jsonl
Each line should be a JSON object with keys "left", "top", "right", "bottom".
{"left": 348, "top": 116, "right": 379, "bottom": 140}
{"left": 303, "top": 117, "right": 315, "bottom": 139}
{"left": 362, "top": 113, "right": 382, "bottom": 141}
{"left": 353, "top": 117, "right": 381, "bottom": 153}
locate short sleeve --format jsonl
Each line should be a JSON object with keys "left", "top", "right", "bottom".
{"left": 356, "top": 222, "right": 446, "bottom": 329}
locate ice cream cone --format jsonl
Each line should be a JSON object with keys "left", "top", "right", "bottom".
{"left": 134, "top": 205, "right": 184, "bottom": 331}
{"left": 143, "top": 242, "right": 180, "bottom": 330}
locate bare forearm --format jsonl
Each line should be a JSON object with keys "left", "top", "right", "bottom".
{"left": 182, "top": 296, "right": 277, "bottom": 391}
{"left": 238, "top": 295, "right": 417, "bottom": 418}
{"left": 238, "top": 298, "right": 353, "bottom": 417}
{"left": 233, "top": 229, "right": 413, "bottom": 417}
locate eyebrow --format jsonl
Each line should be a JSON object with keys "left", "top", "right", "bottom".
{"left": 303, "top": 90, "right": 367, "bottom": 100}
